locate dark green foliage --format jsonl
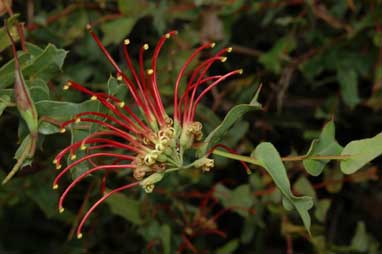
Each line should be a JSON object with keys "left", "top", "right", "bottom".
{"left": 1, "top": 1, "right": 381, "bottom": 253}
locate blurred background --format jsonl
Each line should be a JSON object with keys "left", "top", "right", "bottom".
{"left": 0, "top": 0, "right": 381, "bottom": 253}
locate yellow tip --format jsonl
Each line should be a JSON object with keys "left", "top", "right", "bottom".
{"left": 60, "top": 128, "right": 66, "bottom": 133}
{"left": 238, "top": 69, "right": 243, "bottom": 74}
{"left": 90, "top": 95, "right": 97, "bottom": 101}
{"left": 210, "top": 42, "right": 216, "bottom": 48}
{"left": 221, "top": 57, "right": 227, "bottom": 63}
{"left": 63, "top": 85, "right": 70, "bottom": 90}
{"left": 70, "top": 154, "right": 77, "bottom": 160}
{"left": 227, "top": 47, "right": 233, "bottom": 53}
{"left": 59, "top": 207, "right": 64, "bottom": 213}
{"left": 52, "top": 159, "right": 57, "bottom": 164}
{"left": 85, "top": 24, "right": 92, "bottom": 31}
{"left": 147, "top": 69, "right": 154, "bottom": 75}
{"left": 165, "top": 33, "right": 171, "bottom": 39}
{"left": 56, "top": 164, "right": 62, "bottom": 170}
{"left": 119, "top": 101, "right": 125, "bottom": 108}
{"left": 117, "top": 74, "right": 123, "bottom": 81}
{"left": 143, "top": 43, "right": 149, "bottom": 50}
{"left": 80, "top": 145, "right": 87, "bottom": 150}
{"left": 53, "top": 184, "right": 59, "bottom": 190}
{"left": 75, "top": 118, "right": 81, "bottom": 123}
{"left": 124, "top": 39, "right": 130, "bottom": 45}
{"left": 77, "top": 233, "right": 83, "bottom": 239}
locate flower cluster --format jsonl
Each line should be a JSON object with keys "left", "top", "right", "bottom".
{"left": 52, "top": 24, "right": 243, "bottom": 238}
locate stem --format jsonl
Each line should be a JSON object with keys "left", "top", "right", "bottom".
{"left": 212, "top": 150, "right": 262, "bottom": 166}
{"left": 281, "top": 154, "right": 352, "bottom": 161}
{"left": 212, "top": 149, "right": 351, "bottom": 166}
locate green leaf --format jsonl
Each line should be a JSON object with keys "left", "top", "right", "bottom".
{"left": 314, "top": 199, "right": 331, "bottom": 223}
{"left": 198, "top": 87, "right": 262, "bottom": 155}
{"left": 22, "top": 44, "right": 67, "bottom": 82}
{"left": 26, "top": 183, "right": 58, "bottom": 218}
{"left": 0, "top": 95, "right": 11, "bottom": 116}
{"left": 337, "top": 68, "right": 360, "bottom": 108}
{"left": 36, "top": 99, "right": 101, "bottom": 177}
{"left": 252, "top": 142, "right": 313, "bottom": 233}
{"left": 0, "top": 44, "right": 67, "bottom": 88}
{"left": 28, "top": 79, "right": 50, "bottom": 102}
{"left": 118, "top": 0, "right": 152, "bottom": 17}
{"left": 104, "top": 191, "right": 142, "bottom": 225}
{"left": 324, "top": 169, "right": 343, "bottom": 193}
{"left": 160, "top": 224, "right": 171, "bottom": 254}
{"left": 2, "top": 134, "right": 34, "bottom": 184}
{"left": 259, "top": 35, "right": 296, "bottom": 73}
{"left": 215, "top": 239, "right": 239, "bottom": 254}
{"left": 314, "top": 199, "right": 332, "bottom": 223}
{"left": 340, "top": 133, "right": 382, "bottom": 174}
{"left": 38, "top": 121, "right": 60, "bottom": 135}
{"left": 0, "top": 15, "right": 20, "bottom": 53}
{"left": 36, "top": 100, "right": 100, "bottom": 122}
{"left": 101, "top": 17, "right": 137, "bottom": 46}
{"left": 351, "top": 222, "right": 369, "bottom": 252}
{"left": 293, "top": 176, "right": 317, "bottom": 200}
{"left": 303, "top": 120, "right": 343, "bottom": 176}
{"left": 214, "top": 184, "right": 254, "bottom": 217}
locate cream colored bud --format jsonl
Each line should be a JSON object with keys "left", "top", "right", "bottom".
{"left": 144, "top": 184, "right": 155, "bottom": 193}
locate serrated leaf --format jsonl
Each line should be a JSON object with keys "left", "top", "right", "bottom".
{"left": 252, "top": 142, "right": 313, "bottom": 233}
{"left": 340, "top": 133, "right": 382, "bottom": 174}
{"left": 36, "top": 99, "right": 100, "bottom": 177}
{"left": 198, "top": 88, "right": 262, "bottom": 155}
{"left": 28, "top": 79, "right": 50, "bottom": 102}
{"left": 23, "top": 44, "right": 67, "bottom": 82}
{"left": 104, "top": 191, "right": 142, "bottom": 225}
{"left": 303, "top": 120, "right": 343, "bottom": 176}
{"left": 0, "top": 44, "right": 67, "bottom": 88}
{"left": 36, "top": 100, "right": 100, "bottom": 122}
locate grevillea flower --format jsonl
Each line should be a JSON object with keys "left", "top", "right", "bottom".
{"left": 53, "top": 24, "right": 244, "bottom": 239}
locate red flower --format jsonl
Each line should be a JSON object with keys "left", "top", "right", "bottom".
{"left": 53, "top": 24, "right": 243, "bottom": 238}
